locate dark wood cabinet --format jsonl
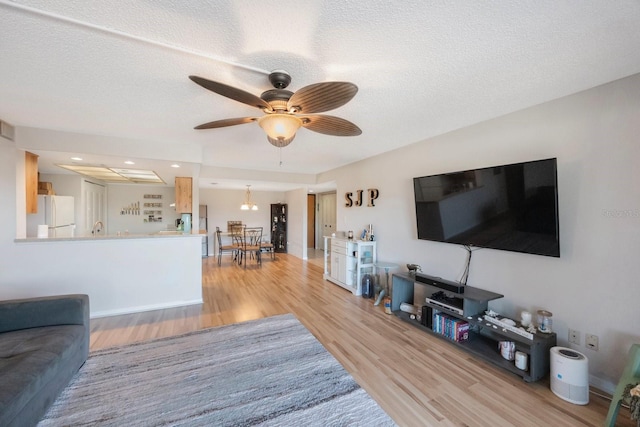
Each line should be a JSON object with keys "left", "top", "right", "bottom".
{"left": 270, "top": 204, "right": 287, "bottom": 253}
{"left": 391, "top": 273, "right": 556, "bottom": 382}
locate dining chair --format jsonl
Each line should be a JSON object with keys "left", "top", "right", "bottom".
{"left": 230, "top": 225, "right": 245, "bottom": 263}
{"left": 260, "top": 238, "right": 275, "bottom": 260}
{"left": 216, "top": 227, "right": 239, "bottom": 265}
{"left": 238, "top": 227, "right": 263, "bottom": 268}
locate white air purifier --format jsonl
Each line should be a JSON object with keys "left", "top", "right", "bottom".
{"left": 550, "top": 346, "right": 589, "bottom": 405}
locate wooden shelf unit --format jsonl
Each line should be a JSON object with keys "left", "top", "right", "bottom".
{"left": 391, "top": 272, "right": 556, "bottom": 382}
{"left": 270, "top": 204, "right": 287, "bottom": 253}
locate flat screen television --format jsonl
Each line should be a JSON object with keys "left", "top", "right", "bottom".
{"left": 413, "top": 158, "right": 560, "bottom": 257}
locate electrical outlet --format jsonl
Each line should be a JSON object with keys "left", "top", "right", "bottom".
{"left": 568, "top": 329, "right": 581, "bottom": 345}
{"left": 586, "top": 334, "right": 599, "bottom": 351}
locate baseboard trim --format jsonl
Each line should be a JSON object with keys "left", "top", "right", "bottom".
{"left": 90, "top": 299, "right": 203, "bottom": 319}
{"left": 589, "top": 374, "right": 616, "bottom": 396}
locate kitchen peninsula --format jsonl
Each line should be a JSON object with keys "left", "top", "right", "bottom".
{"left": 13, "top": 232, "right": 203, "bottom": 318}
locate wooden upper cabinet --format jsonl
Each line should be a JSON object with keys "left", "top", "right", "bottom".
{"left": 25, "top": 151, "right": 39, "bottom": 214}
{"left": 175, "top": 177, "right": 192, "bottom": 213}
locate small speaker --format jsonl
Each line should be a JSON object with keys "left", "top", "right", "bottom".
{"left": 421, "top": 306, "right": 433, "bottom": 329}
{"left": 415, "top": 272, "right": 465, "bottom": 294}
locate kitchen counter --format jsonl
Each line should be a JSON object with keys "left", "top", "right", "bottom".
{"left": 15, "top": 231, "right": 202, "bottom": 243}
{"left": 11, "top": 231, "right": 203, "bottom": 318}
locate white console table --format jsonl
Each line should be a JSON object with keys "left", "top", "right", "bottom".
{"left": 323, "top": 236, "right": 377, "bottom": 296}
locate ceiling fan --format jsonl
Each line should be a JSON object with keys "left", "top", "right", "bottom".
{"left": 189, "top": 70, "right": 362, "bottom": 147}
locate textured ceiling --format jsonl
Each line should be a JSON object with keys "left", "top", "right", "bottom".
{"left": 2, "top": 0, "right": 640, "bottom": 190}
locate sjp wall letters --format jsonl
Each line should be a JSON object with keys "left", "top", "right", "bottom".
{"left": 345, "top": 189, "right": 379, "bottom": 207}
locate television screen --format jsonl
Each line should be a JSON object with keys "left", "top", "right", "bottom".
{"left": 413, "top": 158, "right": 559, "bottom": 257}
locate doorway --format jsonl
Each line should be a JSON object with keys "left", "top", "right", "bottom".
{"left": 317, "top": 192, "right": 337, "bottom": 247}
{"left": 83, "top": 180, "right": 106, "bottom": 235}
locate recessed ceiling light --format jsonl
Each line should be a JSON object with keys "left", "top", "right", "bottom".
{"left": 171, "top": 164, "right": 180, "bottom": 168}
{"left": 71, "top": 156, "right": 83, "bottom": 161}
{"left": 124, "top": 160, "right": 135, "bottom": 165}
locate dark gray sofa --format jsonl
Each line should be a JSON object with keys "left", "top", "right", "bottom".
{"left": 0, "top": 294, "right": 89, "bottom": 427}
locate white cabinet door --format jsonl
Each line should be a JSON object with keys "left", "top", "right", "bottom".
{"left": 84, "top": 180, "right": 106, "bottom": 235}
{"left": 331, "top": 250, "right": 347, "bottom": 284}
{"left": 330, "top": 251, "right": 340, "bottom": 281}
{"left": 319, "top": 193, "right": 337, "bottom": 244}
{"left": 337, "top": 253, "right": 347, "bottom": 284}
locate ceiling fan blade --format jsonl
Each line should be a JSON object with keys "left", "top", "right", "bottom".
{"left": 189, "top": 76, "right": 271, "bottom": 110}
{"left": 300, "top": 115, "right": 362, "bottom": 136}
{"left": 288, "top": 82, "right": 358, "bottom": 114}
{"left": 194, "top": 117, "right": 257, "bottom": 130}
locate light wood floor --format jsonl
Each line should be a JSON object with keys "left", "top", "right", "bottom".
{"left": 89, "top": 253, "right": 630, "bottom": 427}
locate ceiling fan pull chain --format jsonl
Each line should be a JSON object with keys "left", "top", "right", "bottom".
{"left": 279, "top": 147, "right": 283, "bottom": 167}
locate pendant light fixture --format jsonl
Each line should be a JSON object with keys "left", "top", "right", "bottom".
{"left": 240, "top": 185, "right": 258, "bottom": 211}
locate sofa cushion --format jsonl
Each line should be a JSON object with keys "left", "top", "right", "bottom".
{"left": 0, "top": 325, "right": 86, "bottom": 426}
{"left": 0, "top": 295, "right": 88, "bottom": 334}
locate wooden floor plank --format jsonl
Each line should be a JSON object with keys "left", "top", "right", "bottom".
{"left": 89, "top": 253, "right": 632, "bottom": 427}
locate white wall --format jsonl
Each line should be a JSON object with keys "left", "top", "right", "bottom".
{"left": 198, "top": 188, "right": 286, "bottom": 255}
{"left": 107, "top": 184, "right": 181, "bottom": 235}
{"left": 6, "top": 236, "right": 202, "bottom": 317}
{"left": 196, "top": 187, "right": 309, "bottom": 258}
{"left": 3, "top": 139, "right": 17, "bottom": 242}
{"left": 284, "top": 187, "right": 308, "bottom": 259}
{"left": 319, "top": 73, "right": 640, "bottom": 392}
{"left": 13, "top": 147, "right": 25, "bottom": 238}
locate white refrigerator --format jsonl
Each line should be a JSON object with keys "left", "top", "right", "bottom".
{"left": 27, "top": 195, "right": 76, "bottom": 238}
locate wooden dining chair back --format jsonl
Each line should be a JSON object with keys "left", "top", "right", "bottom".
{"left": 229, "top": 224, "right": 244, "bottom": 240}
{"left": 230, "top": 225, "right": 245, "bottom": 249}
{"left": 238, "top": 227, "right": 263, "bottom": 268}
{"left": 216, "top": 227, "right": 239, "bottom": 265}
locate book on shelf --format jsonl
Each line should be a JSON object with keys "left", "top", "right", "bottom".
{"left": 433, "top": 312, "right": 469, "bottom": 343}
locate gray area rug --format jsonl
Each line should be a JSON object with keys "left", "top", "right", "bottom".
{"left": 39, "top": 314, "right": 396, "bottom": 426}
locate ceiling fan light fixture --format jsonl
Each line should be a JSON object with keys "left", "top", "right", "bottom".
{"left": 258, "top": 114, "right": 302, "bottom": 146}
{"left": 266, "top": 134, "right": 295, "bottom": 148}
{"left": 189, "top": 72, "right": 361, "bottom": 145}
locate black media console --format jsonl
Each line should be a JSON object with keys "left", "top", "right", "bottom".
{"left": 391, "top": 272, "right": 557, "bottom": 382}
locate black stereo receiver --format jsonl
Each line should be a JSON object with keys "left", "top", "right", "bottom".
{"left": 415, "top": 272, "right": 465, "bottom": 294}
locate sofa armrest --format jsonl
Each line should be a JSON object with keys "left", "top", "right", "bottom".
{"left": 0, "top": 294, "right": 89, "bottom": 334}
